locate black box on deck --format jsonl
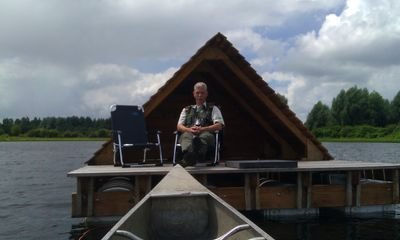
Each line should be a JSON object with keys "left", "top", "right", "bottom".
{"left": 225, "top": 160, "right": 298, "bottom": 169}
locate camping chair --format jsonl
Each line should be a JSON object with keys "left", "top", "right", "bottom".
{"left": 111, "top": 104, "right": 163, "bottom": 167}
{"left": 172, "top": 130, "right": 221, "bottom": 166}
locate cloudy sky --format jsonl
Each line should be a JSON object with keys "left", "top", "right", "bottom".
{"left": 1, "top": 0, "right": 399, "bottom": 121}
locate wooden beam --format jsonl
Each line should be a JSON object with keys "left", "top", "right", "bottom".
{"left": 355, "top": 171, "right": 361, "bottom": 207}
{"left": 312, "top": 185, "right": 346, "bottom": 207}
{"left": 245, "top": 174, "right": 252, "bottom": 210}
{"left": 361, "top": 183, "right": 393, "bottom": 205}
{"left": 307, "top": 139, "right": 324, "bottom": 160}
{"left": 305, "top": 172, "right": 312, "bottom": 208}
{"left": 217, "top": 53, "right": 308, "bottom": 145}
{"left": 297, "top": 172, "right": 303, "bottom": 208}
{"left": 393, "top": 169, "right": 399, "bottom": 203}
{"left": 211, "top": 187, "right": 246, "bottom": 210}
{"left": 135, "top": 175, "right": 152, "bottom": 204}
{"left": 346, "top": 172, "right": 353, "bottom": 206}
{"left": 94, "top": 192, "right": 136, "bottom": 217}
{"left": 356, "top": 183, "right": 361, "bottom": 207}
{"left": 76, "top": 178, "right": 83, "bottom": 216}
{"left": 255, "top": 173, "right": 261, "bottom": 210}
{"left": 202, "top": 62, "right": 293, "bottom": 151}
{"left": 144, "top": 47, "right": 225, "bottom": 117}
{"left": 86, "top": 178, "right": 94, "bottom": 217}
{"left": 194, "top": 174, "right": 208, "bottom": 186}
{"left": 244, "top": 173, "right": 258, "bottom": 210}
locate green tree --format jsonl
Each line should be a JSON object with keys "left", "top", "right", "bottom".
{"left": 331, "top": 89, "right": 348, "bottom": 125}
{"left": 331, "top": 86, "right": 371, "bottom": 126}
{"left": 1, "top": 116, "right": 110, "bottom": 138}
{"left": 1, "top": 118, "right": 14, "bottom": 135}
{"left": 346, "top": 86, "right": 369, "bottom": 125}
{"left": 367, "top": 91, "right": 389, "bottom": 126}
{"left": 305, "top": 101, "right": 334, "bottom": 130}
{"left": 276, "top": 93, "right": 288, "bottom": 105}
{"left": 10, "top": 125, "right": 21, "bottom": 136}
{"left": 390, "top": 91, "right": 400, "bottom": 123}
{"left": 19, "top": 117, "right": 31, "bottom": 134}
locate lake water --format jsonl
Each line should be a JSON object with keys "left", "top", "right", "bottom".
{"left": 0, "top": 141, "right": 399, "bottom": 239}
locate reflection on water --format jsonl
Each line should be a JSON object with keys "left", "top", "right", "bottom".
{"left": 254, "top": 215, "right": 400, "bottom": 240}
{"left": 253, "top": 142, "right": 400, "bottom": 240}
{"left": 70, "top": 222, "right": 111, "bottom": 240}
{"left": 0, "top": 141, "right": 399, "bottom": 239}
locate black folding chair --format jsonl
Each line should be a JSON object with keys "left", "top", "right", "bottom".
{"left": 111, "top": 105, "right": 163, "bottom": 167}
{"left": 172, "top": 130, "right": 221, "bottom": 166}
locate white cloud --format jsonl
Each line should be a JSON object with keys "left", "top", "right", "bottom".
{"left": 0, "top": 58, "right": 80, "bottom": 118}
{"left": 262, "top": 0, "right": 400, "bottom": 120}
{"left": 81, "top": 64, "right": 176, "bottom": 117}
{"left": 226, "top": 29, "right": 287, "bottom": 70}
{"left": 2, "top": 0, "right": 399, "bottom": 123}
{"left": 0, "top": 0, "right": 342, "bottom": 65}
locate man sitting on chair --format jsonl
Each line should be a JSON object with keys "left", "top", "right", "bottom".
{"left": 177, "top": 82, "right": 225, "bottom": 166}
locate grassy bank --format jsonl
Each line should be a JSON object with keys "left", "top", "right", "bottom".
{"left": 312, "top": 124, "right": 400, "bottom": 143}
{"left": 2, "top": 136, "right": 399, "bottom": 143}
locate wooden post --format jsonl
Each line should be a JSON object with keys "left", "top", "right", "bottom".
{"left": 86, "top": 177, "right": 94, "bottom": 217}
{"left": 393, "top": 169, "right": 399, "bottom": 203}
{"left": 346, "top": 171, "right": 353, "bottom": 206}
{"left": 245, "top": 174, "right": 251, "bottom": 210}
{"left": 305, "top": 172, "right": 312, "bottom": 208}
{"left": 354, "top": 171, "right": 361, "bottom": 207}
{"left": 76, "top": 177, "right": 93, "bottom": 217}
{"left": 76, "top": 178, "right": 83, "bottom": 216}
{"left": 195, "top": 174, "right": 207, "bottom": 186}
{"left": 135, "top": 175, "right": 152, "bottom": 204}
{"left": 244, "top": 173, "right": 258, "bottom": 210}
{"left": 255, "top": 173, "right": 261, "bottom": 210}
{"left": 297, "top": 172, "right": 303, "bottom": 209}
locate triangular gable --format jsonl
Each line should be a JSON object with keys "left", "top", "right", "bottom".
{"left": 143, "top": 32, "right": 332, "bottom": 161}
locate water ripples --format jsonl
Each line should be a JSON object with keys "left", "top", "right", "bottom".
{"left": 0, "top": 141, "right": 399, "bottom": 239}
{"left": 0, "top": 141, "right": 104, "bottom": 240}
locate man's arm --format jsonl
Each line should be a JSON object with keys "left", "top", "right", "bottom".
{"left": 200, "top": 122, "right": 223, "bottom": 132}
{"left": 177, "top": 123, "right": 192, "bottom": 133}
{"left": 177, "top": 122, "right": 222, "bottom": 134}
{"left": 177, "top": 105, "right": 224, "bottom": 134}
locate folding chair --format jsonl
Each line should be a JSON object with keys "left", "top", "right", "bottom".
{"left": 172, "top": 130, "right": 221, "bottom": 166}
{"left": 111, "top": 105, "right": 163, "bottom": 167}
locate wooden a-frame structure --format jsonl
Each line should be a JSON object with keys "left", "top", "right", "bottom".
{"left": 88, "top": 33, "right": 332, "bottom": 165}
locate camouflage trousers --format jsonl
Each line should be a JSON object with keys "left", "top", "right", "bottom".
{"left": 178, "top": 131, "right": 215, "bottom": 166}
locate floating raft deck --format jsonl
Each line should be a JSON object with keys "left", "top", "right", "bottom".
{"left": 68, "top": 160, "right": 400, "bottom": 218}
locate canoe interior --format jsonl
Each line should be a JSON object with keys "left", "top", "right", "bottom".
{"left": 104, "top": 194, "right": 266, "bottom": 240}
{"left": 102, "top": 165, "right": 271, "bottom": 239}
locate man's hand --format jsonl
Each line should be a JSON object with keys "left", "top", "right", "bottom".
{"left": 178, "top": 123, "right": 221, "bottom": 134}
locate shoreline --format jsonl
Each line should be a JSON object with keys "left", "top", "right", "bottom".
{"left": 320, "top": 138, "right": 400, "bottom": 143}
{"left": 1, "top": 136, "right": 399, "bottom": 143}
{"left": 0, "top": 136, "right": 108, "bottom": 142}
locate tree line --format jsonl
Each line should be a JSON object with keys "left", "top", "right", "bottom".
{"left": 0, "top": 116, "right": 111, "bottom": 138}
{"left": 1, "top": 86, "right": 399, "bottom": 139}
{"left": 305, "top": 86, "right": 400, "bottom": 139}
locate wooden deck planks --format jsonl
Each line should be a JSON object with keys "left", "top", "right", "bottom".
{"left": 69, "top": 160, "right": 400, "bottom": 217}
{"left": 68, "top": 160, "right": 400, "bottom": 177}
